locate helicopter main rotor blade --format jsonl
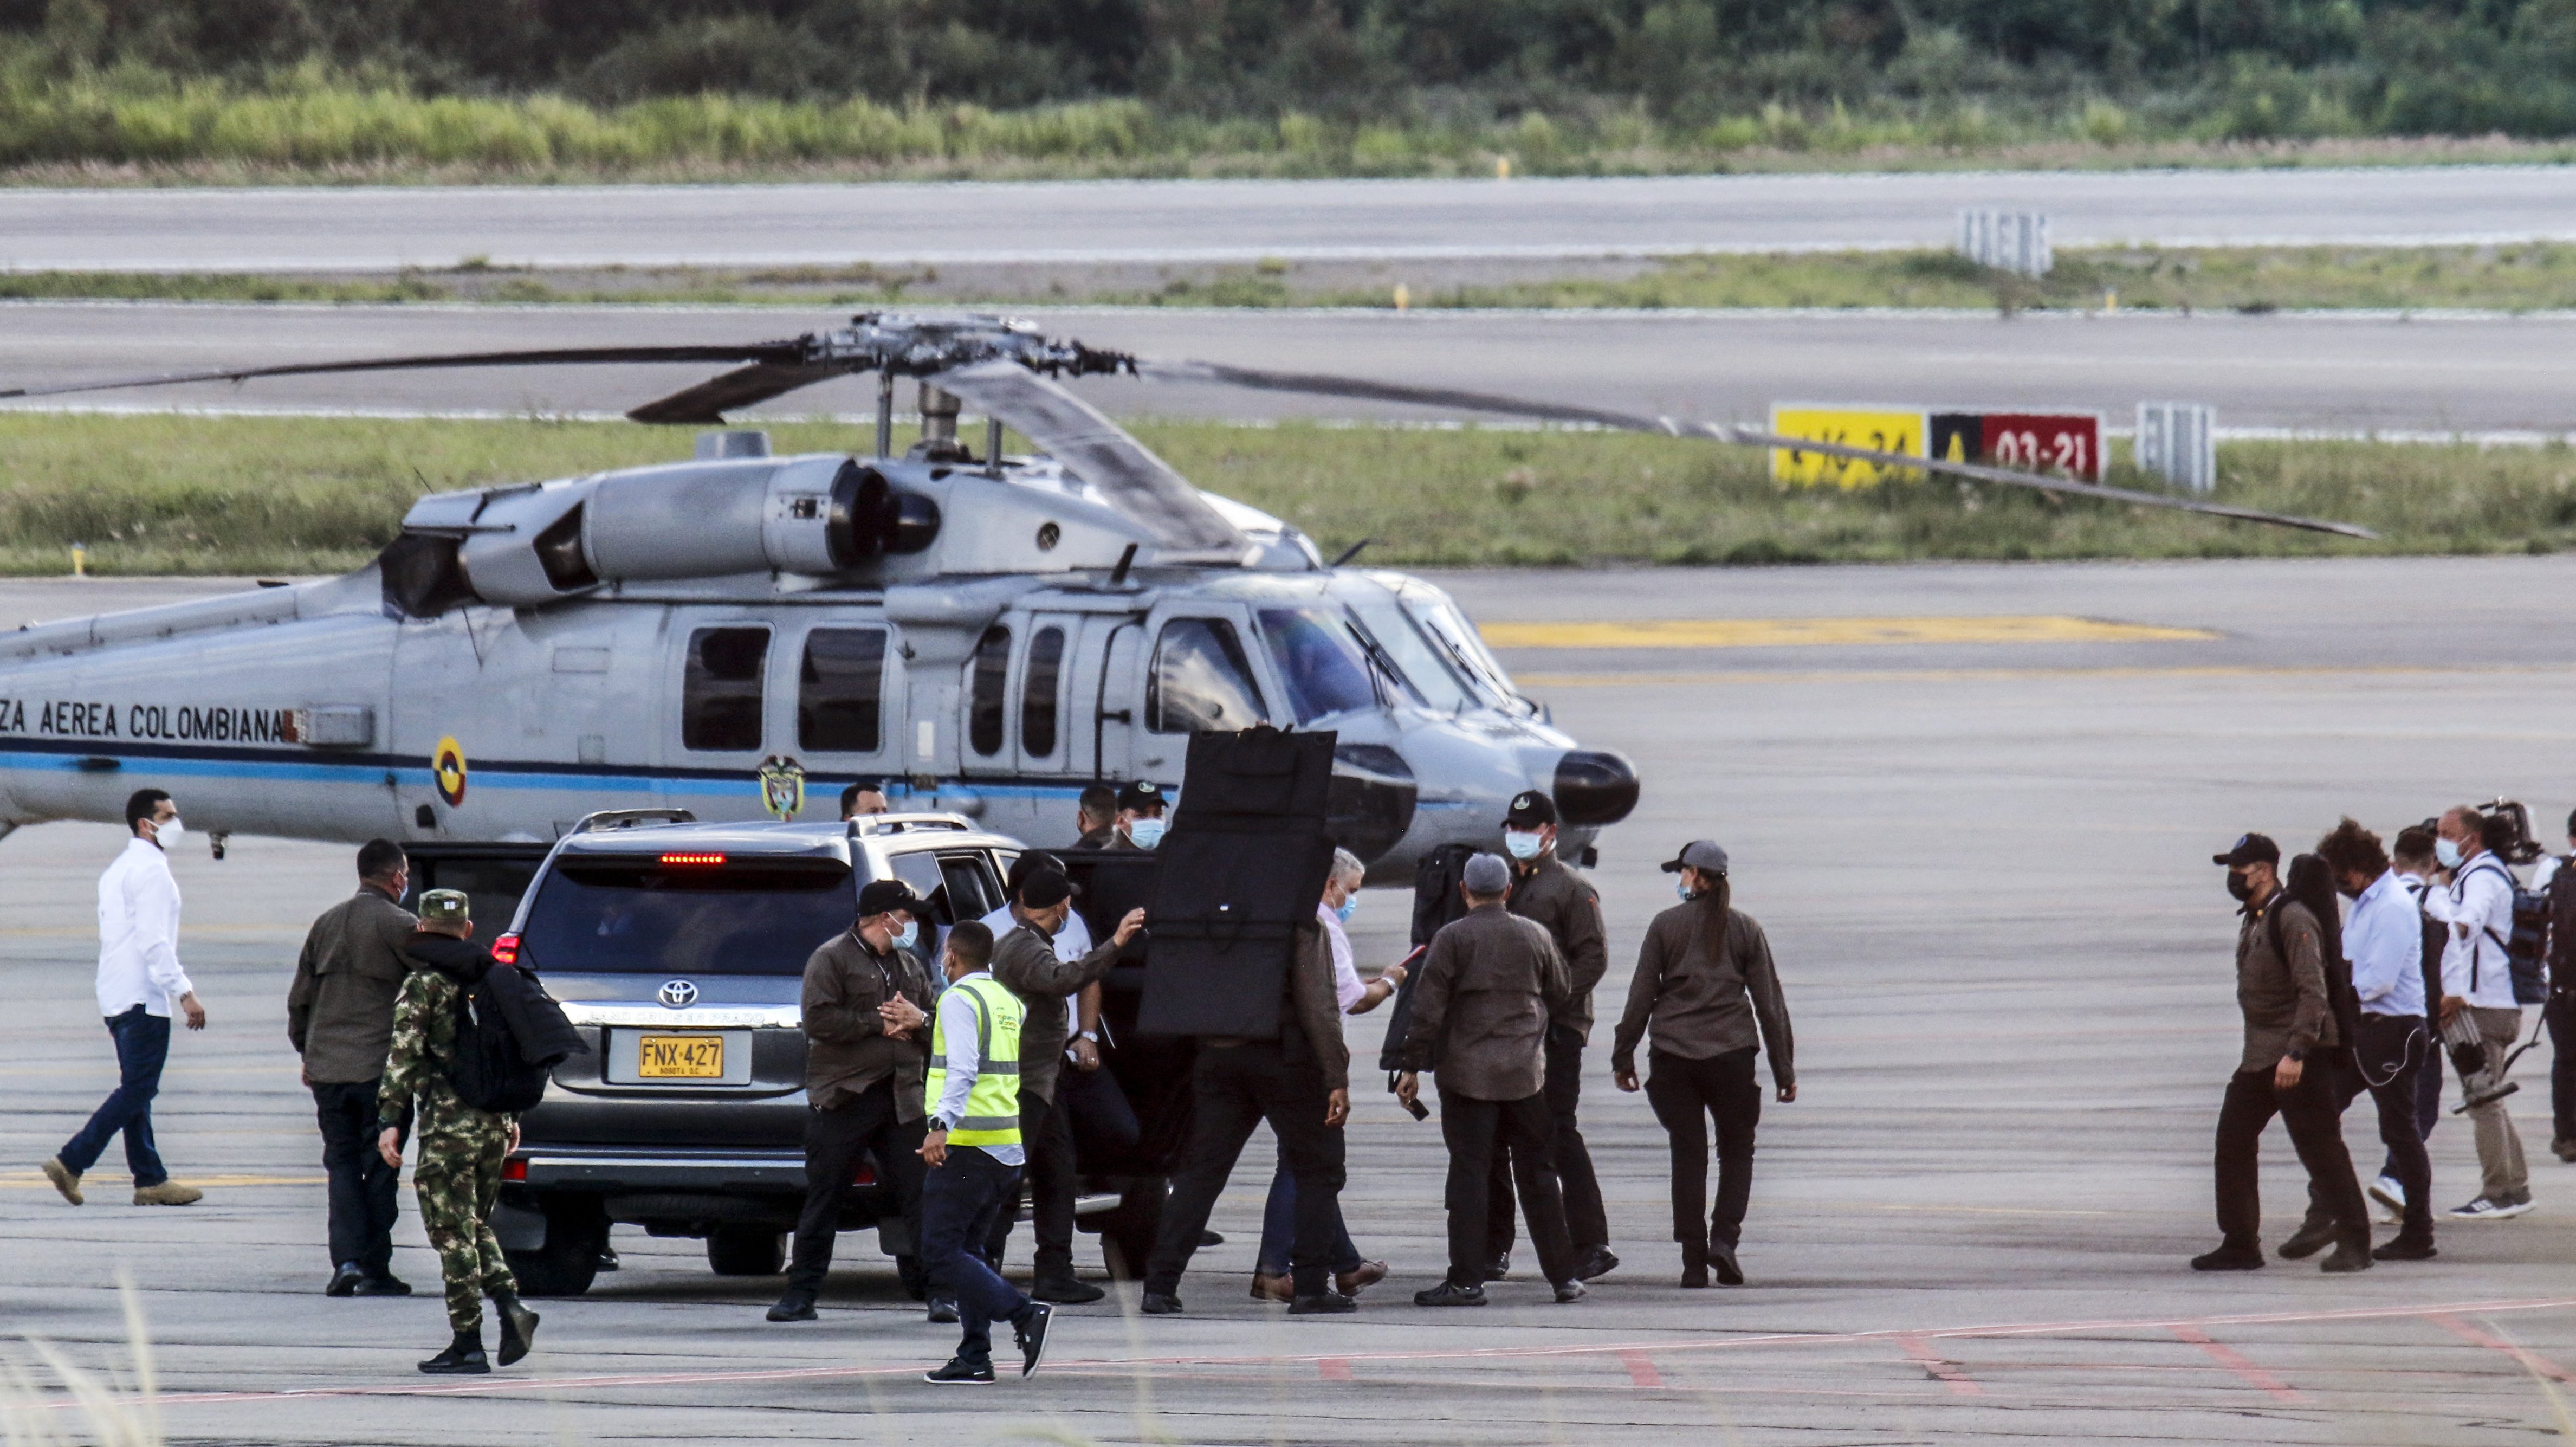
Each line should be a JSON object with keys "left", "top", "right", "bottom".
{"left": 0, "top": 343, "right": 814, "bottom": 404}
{"left": 929, "top": 360, "right": 1249, "bottom": 554}
{"left": 626, "top": 362, "right": 858, "bottom": 424}
{"left": 1138, "top": 360, "right": 2376, "bottom": 541}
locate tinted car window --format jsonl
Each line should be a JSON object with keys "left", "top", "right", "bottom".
{"left": 684, "top": 626, "right": 769, "bottom": 752}
{"left": 1149, "top": 617, "right": 1265, "bottom": 734}
{"left": 799, "top": 627, "right": 886, "bottom": 753}
{"left": 1256, "top": 607, "right": 1377, "bottom": 724}
{"left": 518, "top": 857, "right": 851, "bottom": 976}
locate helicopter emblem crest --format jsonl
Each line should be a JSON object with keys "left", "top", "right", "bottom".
{"left": 757, "top": 755, "right": 806, "bottom": 821}
{"left": 431, "top": 735, "right": 468, "bottom": 806}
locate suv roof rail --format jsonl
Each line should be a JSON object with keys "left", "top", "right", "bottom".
{"left": 847, "top": 812, "right": 976, "bottom": 837}
{"left": 569, "top": 808, "right": 698, "bottom": 835}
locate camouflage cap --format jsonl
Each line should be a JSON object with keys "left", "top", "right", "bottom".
{"left": 417, "top": 888, "right": 471, "bottom": 923}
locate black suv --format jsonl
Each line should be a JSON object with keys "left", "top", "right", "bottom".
{"left": 485, "top": 810, "right": 1189, "bottom": 1296}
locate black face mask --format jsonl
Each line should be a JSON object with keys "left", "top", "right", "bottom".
{"left": 2226, "top": 872, "right": 2254, "bottom": 902}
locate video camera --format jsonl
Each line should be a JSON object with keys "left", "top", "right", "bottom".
{"left": 2476, "top": 797, "right": 2546, "bottom": 866}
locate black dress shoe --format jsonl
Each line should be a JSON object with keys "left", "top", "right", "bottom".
{"left": 492, "top": 1291, "right": 540, "bottom": 1367}
{"left": 1552, "top": 1280, "right": 1587, "bottom": 1303}
{"left": 2190, "top": 1241, "right": 2266, "bottom": 1271}
{"left": 1413, "top": 1280, "right": 1487, "bottom": 1307}
{"left": 1199, "top": 1229, "right": 1225, "bottom": 1248}
{"left": 1479, "top": 1251, "right": 1511, "bottom": 1282}
{"left": 2373, "top": 1235, "right": 2438, "bottom": 1261}
{"left": 1139, "top": 1290, "right": 1185, "bottom": 1315}
{"left": 418, "top": 1330, "right": 490, "bottom": 1375}
{"left": 767, "top": 1295, "right": 818, "bottom": 1322}
{"left": 326, "top": 1264, "right": 366, "bottom": 1298}
{"left": 353, "top": 1274, "right": 413, "bottom": 1296}
{"left": 2318, "top": 1234, "right": 2375, "bottom": 1274}
{"left": 927, "top": 1297, "right": 960, "bottom": 1324}
{"left": 1572, "top": 1245, "right": 1620, "bottom": 1282}
{"left": 1707, "top": 1239, "right": 1744, "bottom": 1287}
{"left": 1289, "top": 1290, "right": 1357, "bottom": 1315}
{"left": 2276, "top": 1218, "right": 2339, "bottom": 1260}
{"left": 597, "top": 1245, "right": 621, "bottom": 1272}
{"left": 1032, "top": 1276, "right": 1106, "bottom": 1304}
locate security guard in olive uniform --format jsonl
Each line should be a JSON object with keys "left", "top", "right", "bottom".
{"left": 376, "top": 890, "right": 541, "bottom": 1375}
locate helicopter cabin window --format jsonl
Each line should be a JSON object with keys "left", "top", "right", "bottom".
{"left": 968, "top": 625, "right": 1011, "bottom": 757}
{"left": 1149, "top": 617, "right": 1266, "bottom": 734}
{"left": 1021, "top": 626, "right": 1065, "bottom": 758}
{"left": 798, "top": 628, "right": 887, "bottom": 754}
{"left": 1255, "top": 608, "right": 1378, "bottom": 725}
{"left": 682, "top": 625, "right": 769, "bottom": 752}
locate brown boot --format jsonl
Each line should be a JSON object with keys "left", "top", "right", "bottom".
{"left": 1248, "top": 1272, "right": 1292, "bottom": 1303}
{"left": 132, "top": 1181, "right": 203, "bottom": 1206}
{"left": 41, "top": 1157, "right": 82, "bottom": 1206}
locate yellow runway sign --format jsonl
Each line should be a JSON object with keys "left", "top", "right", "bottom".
{"left": 1769, "top": 406, "right": 1926, "bottom": 488}
{"left": 1480, "top": 616, "right": 2219, "bottom": 650}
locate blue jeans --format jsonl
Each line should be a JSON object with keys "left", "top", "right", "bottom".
{"left": 921, "top": 1146, "right": 1033, "bottom": 1363}
{"left": 1255, "top": 1148, "right": 1361, "bottom": 1277}
{"left": 59, "top": 1006, "right": 170, "bottom": 1187}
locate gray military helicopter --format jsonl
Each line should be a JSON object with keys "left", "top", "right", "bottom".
{"left": 0, "top": 313, "right": 2364, "bottom": 880}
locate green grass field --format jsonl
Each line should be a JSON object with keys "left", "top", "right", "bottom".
{"left": 1, "top": 412, "right": 2571, "bottom": 576}
{"left": 27, "top": 243, "right": 2576, "bottom": 314}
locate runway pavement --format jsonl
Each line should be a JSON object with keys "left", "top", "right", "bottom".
{"left": 4, "top": 166, "right": 2575, "bottom": 272}
{"left": 10, "top": 558, "right": 2576, "bottom": 1444}
{"left": 10, "top": 301, "right": 2576, "bottom": 434}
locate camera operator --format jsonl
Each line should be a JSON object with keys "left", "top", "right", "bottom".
{"left": 2315, "top": 819, "right": 2436, "bottom": 1260}
{"left": 2193, "top": 833, "right": 2371, "bottom": 1274}
{"left": 2424, "top": 805, "right": 2532, "bottom": 1220}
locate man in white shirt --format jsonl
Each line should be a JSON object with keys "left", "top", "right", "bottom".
{"left": 2317, "top": 819, "right": 2436, "bottom": 1258}
{"left": 43, "top": 790, "right": 209, "bottom": 1208}
{"left": 2424, "top": 804, "right": 2532, "bottom": 1219}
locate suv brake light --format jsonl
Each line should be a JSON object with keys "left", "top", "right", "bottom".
{"left": 659, "top": 852, "right": 727, "bottom": 867}
{"left": 503, "top": 1156, "right": 528, "bottom": 1183}
{"left": 490, "top": 932, "right": 521, "bottom": 966}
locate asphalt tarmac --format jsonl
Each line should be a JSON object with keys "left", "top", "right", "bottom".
{"left": 4, "top": 166, "right": 2574, "bottom": 272}
{"left": 10, "top": 301, "right": 2576, "bottom": 434}
{"left": 9, "top": 558, "right": 2576, "bottom": 1444}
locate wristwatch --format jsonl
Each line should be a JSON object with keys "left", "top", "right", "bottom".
{"left": 1078, "top": 1030, "right": 1099, "bottom": 1043}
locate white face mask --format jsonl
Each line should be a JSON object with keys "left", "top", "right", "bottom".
{"left": 154, "top": 816, "right": 184, "bottom": 850}
{"left": 1128, "top": 817, "right": 1166, "bottom": 850}
{"left": 1503, "top": 829, "right": 1544, "bottom": 861}
{"left": 2435, "top": 836, "right": 2464, "bottom": 869}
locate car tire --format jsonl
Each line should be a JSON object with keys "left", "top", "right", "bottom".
{"left": 508, "top": 1197, "right": 606, "bottom": 1298}
{"left": 707, "top": 1226, "right": 787, "bottom": 1277}
{"left": 1098, "top": 1177, "right": 1167, "bottom": 1281}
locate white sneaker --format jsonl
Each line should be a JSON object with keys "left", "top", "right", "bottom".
{"left": 2368, "top": 1174, "right": 2406, "bottom": 1223}
{"left": 2449, "top": 1194, "right": 2535, "bottom": 1220}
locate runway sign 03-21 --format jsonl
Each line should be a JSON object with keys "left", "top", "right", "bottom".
{"left": 1770, "top": 406, "right": 2104, "bottom": 488}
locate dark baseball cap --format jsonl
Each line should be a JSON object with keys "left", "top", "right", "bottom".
{"left": 2212, "top": 832, "right": 2281, "bottom": 868}
{"left": 1018, "top": 870, "right": 1080, "bottom": 909}
{"left": 1504, "top": 790, "right": 1557, "bottom": 828}
{"left": 1005, "top": 850, "right": 1065, "bottom": 892}
{"left": 1461, "top": 853, "right": 1513, "bottom": 894}
{"left": 1117, "top": 780, "right": 1165, "bottom": 812}
{"left": 1659, "top": 839, "right": 1729, "bottom": 875}
{"left": 857, "top": 879, "right": 925, "bottom": 918}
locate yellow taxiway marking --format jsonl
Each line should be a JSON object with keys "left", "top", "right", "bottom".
{"left": 1481, "top": 615, "right": 2217, "bottom": 650}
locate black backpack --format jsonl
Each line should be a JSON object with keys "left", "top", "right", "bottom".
{"left": 450, "top": 961, "right": 585, "bottom": 1114}
{"left": 1376, "top": 841, "right": 1480, "bottom": 1074}
{"left": 2267, "top": 853, "right": 2359, "bottom": 1055}
{"left": 2507, "top": 870, "right": 2555, "bottom": 1005}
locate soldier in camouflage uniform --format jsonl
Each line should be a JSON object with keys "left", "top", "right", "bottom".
{"left": 375, "top": 890, "right": 540, "bottom": 1375}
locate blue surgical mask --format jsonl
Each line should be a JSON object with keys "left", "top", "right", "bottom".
{"left": 891, "top": 921, "right": 918, "bottom": 951}
{"left": 1676, "top": 880, "right": 1694, "bottom": 901}
{"left": 1503, "top": 829, "right": 1543, "bottom": 861}
{"left": 1128, "top": 817, "right": 1166, "bottom": 850}
{"left": 1335, "top": 897, "right": 1358, "bottom": 924}
{"left": 2435, "top": 836, "right": 2464, "bottom": 869}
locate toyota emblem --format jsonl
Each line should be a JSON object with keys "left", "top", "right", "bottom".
{"left": 657, "top": 979, "right": 700, "bottom": 1009}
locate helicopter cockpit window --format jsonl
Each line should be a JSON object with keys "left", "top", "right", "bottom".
{"left": 799, "top": 628, "right": 886, "bottom": 754}
{"left": 1255, "top": 608, "right": 1378, "bottom": 724}
{"left": 1149, "top": 617, "right": 1266, "bottom": 734}
{"left": 683, "top": 625, "right": 769, "bottom": 752}
{"left": 969, "top": 625, "right": 1011, "bottom": 757}
{"left": 1342, "top": 591, "right": 1471, "bottom": 712}
{"left": 1396, "top": 585, "right": 1537, "bottom": 718}
{"left": 1021, "top": 625, "right": 1065, "bottom": 758}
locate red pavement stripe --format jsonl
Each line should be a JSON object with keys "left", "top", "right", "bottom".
{"left": 2431, "top": 1313, "right": 2576, "bottom": 1380}
{"left": 1619, "top": 1351, "right": 1664, "bottom": 1387}
{"left": 2168, "top": 1324, "right": 2303, "bottom": 1404}
{"left": 72, "top": 1291, "right": 2576, "bottom": 1412}
{"left": 1895, "top": 1334, "right": 1982, "bottom": 1398}
{"left": 1318, "top": 1359, "right": 1354, "bottom": 1382}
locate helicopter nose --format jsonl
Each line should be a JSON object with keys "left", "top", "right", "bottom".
{"left": 1552, "top": 749, "right": 1640, "bottom": 826}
